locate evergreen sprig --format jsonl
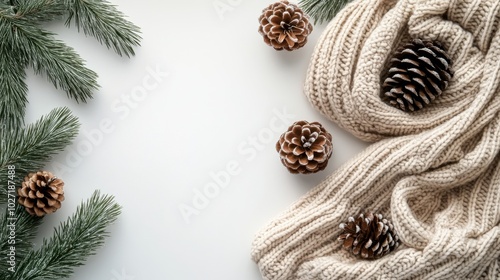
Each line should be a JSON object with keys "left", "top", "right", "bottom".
{"left": 7, "top": 191, "right": 121, "bottom": 280}
{"left": 0, "top": 109, "right": 122, "bottom": 280}
{"left": 0, "top": 205, "right": 42, "bottom": 277}
{"left": 0, "top": 107, "right": 80, "bottom": 203}
{"left": 3, "top": 16, "right": 99, "bottom": 102}
{"left": 10, "top": 0, "right": 66, "bottom": 22}
{"left": 0, "top": 1, "right": 136, "bottom": 278}
{"left": 65, "top": 0, "right": 142, "bottom": 57}
{"left": 0, "top": 43, "right": 28, "bottom": 129}
{"left": 0, "top": 0, "right": 141, "bottom": 127}
{"left": 299, "top": 0, "right": 351, "bottom": 24}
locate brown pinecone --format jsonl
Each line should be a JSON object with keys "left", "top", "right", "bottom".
{"left": 383, "top": 39, "right": 453, "bottom": 111}
{"left": 276, "top": 120, "right": 332, "bottom": 174}
{"left": 258, "top": 1, "right": 313, "bottom": 51}
{"left": 338, "top": 212, "right": 400, "bottom": 259}
{"left": 18, "top": 171, "right": 65, "bottom": 217}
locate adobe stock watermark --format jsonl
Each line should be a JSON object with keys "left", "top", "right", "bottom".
{"left": 178, "top": 107, "right": 296, "bottom": 224}
{"left": 48, "top": 65, "right": 170, "bottom": 176}
{"left": 213, "top": 0, "right": 243, "bottom": 21}
{"left": 6, "top": 165, "right": 17, "bottom": 273}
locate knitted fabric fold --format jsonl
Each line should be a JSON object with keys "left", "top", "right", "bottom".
{"left": 251, "top": 0, "right": 500, "bottom": 279}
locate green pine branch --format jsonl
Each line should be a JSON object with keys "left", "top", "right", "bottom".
{"left": 0, "top": 2, "right": 12, "bottom": 11}
{"left": 9, "top": 191, "right": 121, "bottom": 280}
{"left": 0, "top": 205, "right": 42, "bottom": 276}
{"left": 64, "top": 0, "right": 142, "bottom": 57}
{"left": 10, "top": 0, "right": 66, "bottom": 22}
{"left": 0, "top": 41, "right": 28, "bottom": 129}
{"left": 1, "top": 15, "right": 99, "bottom": 103}
{"left": 299, "top": 0, "right": 351, "bottom": 24}
{"left": 0, "top": 1, "right": 136, "bottom": 277}
{"left": 0, "top": 107, "right": 78, "bottom": 274}
{"left": 0, "top": 107, "right": 80, "bottom": 203}
{"left": 0, "top": 0, "right": 141, "bottom": 128}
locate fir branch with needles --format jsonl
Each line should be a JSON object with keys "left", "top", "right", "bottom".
{"left": 0, "top": 109, "right": 122, "bottom": 280}
{"left": 0, "top": 0, "right": 137, "bottom": 277}
{"left": 299, "top": 0, "right": 351, "bottom": 24}
{"left": 2, "top": 16, "right": 99, "bottom": 102}
{"left": 0, "top": 0, "right": 141, "bottom": 127}
{"left": 0, "top": 42, "right": 28, "bottom": 129}
{"left": 8, "top": 0, "right": 66, "bottom": 22}
{"left": 64, "top": 0, "right": 142, "bottom": 57}
{"left": 0, "top": 107, "right": 80, "bottom": 204}
{"left": 8, "top": 191, "right": 121, "bottom": 280}
{"left": 0, "top": 205, "right": 42, "bottom": 278}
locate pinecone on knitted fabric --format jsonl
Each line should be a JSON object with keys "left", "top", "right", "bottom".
{"left": 383, "top": 39, "right": 453, "bottom": 112}
{"left": 338, "top": 212, "right": 400, "bottom": 259}
{"left": 18, "top": 171, "right": 65, "bottom": 217}
{"left": 276, "top": 121, "right": 332, "bottom": 174}
{"left": 258, "top": 1, "right": 313, "bottom": 51}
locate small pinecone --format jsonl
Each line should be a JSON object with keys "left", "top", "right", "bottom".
{"left": 258, "top": 1, "right": 313, "bottom": 51}
{"left": 383, "top": 39, "right": 453, "bottom": 111}
{"left": 276, "top": 121, "right": 332, "bottom": 174}
{"left": 18, "top": 171, "right": 65, "bottom": 217}
{"left": 338, "top": 212, "right": 400, "bottom": 259}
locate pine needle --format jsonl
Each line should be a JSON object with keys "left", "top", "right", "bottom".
{"left": 299, "top": 0, "right": 351, "bottom": 24}
{"left": 0, "top": 107, "right": 80, "bottom": 203}
{"left": 9, "top": 191, "right": 121, "bottom": 280}
{"left": 0, "top": 1, "right": 134, "bottom": 278}
{"left": 0, "top": 205, "right": 42, "bottom": 274}
{"left": 11, "top": 0, "right": 66, "bottom": 22}
{"left": 65, "top": 0, "right": 142, "bottom": 57}
{"left": 0, "top": 40, "right": 28, "bottom": 129}
{"left": 3, "top": 17, "right": 99, "bottom": 102}
{"left": 0, "top": 0, "right": 142, "bottom": 125}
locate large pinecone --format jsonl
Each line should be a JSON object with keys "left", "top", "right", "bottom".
{"left": 338, "top": 212, "right": 399, "bottom": 259}
{"left": 276, "top": 120, "right": 332, "bottom": 174}
{"left": 258, "top": 1, "right": 313, "bottom": 51}
{"left": 18, "top": 171, "right": 65, "bottom": 217}
{"left": 383, "top": 39, "right": 453, "bottom": 112}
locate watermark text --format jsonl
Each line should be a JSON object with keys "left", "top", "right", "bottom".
{"left": 6, "top": 165, "right": 17, "bottom": 273}
{"left": 179, "top": 107, "right": 295, "bottom": 224}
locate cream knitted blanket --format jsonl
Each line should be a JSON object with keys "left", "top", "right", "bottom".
{"left": 251, "top": 0, "right": 500, "bottom": 279}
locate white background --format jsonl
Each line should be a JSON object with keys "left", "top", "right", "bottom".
{"left": 23, "top": 1, "right": 368, "bottom": 279}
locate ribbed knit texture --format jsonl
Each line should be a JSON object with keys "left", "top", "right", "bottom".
{"left": 251, "top": 0, "right": 500, "bottom": 279}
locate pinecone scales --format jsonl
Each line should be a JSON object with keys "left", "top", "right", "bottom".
{"left": 18, "top": 171, "right": 65, "bottom": 217}
{"left": 258, "top": 1, "right": 313, "bottom": 51}
{"left": 338, "top": 212, "right": 399, "bottom": 259}
{"left": 383, "top": 39, "right": 453, "bottom": 111}
{"left": 276, "top": 121, "right": 332, "bottom": 174}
